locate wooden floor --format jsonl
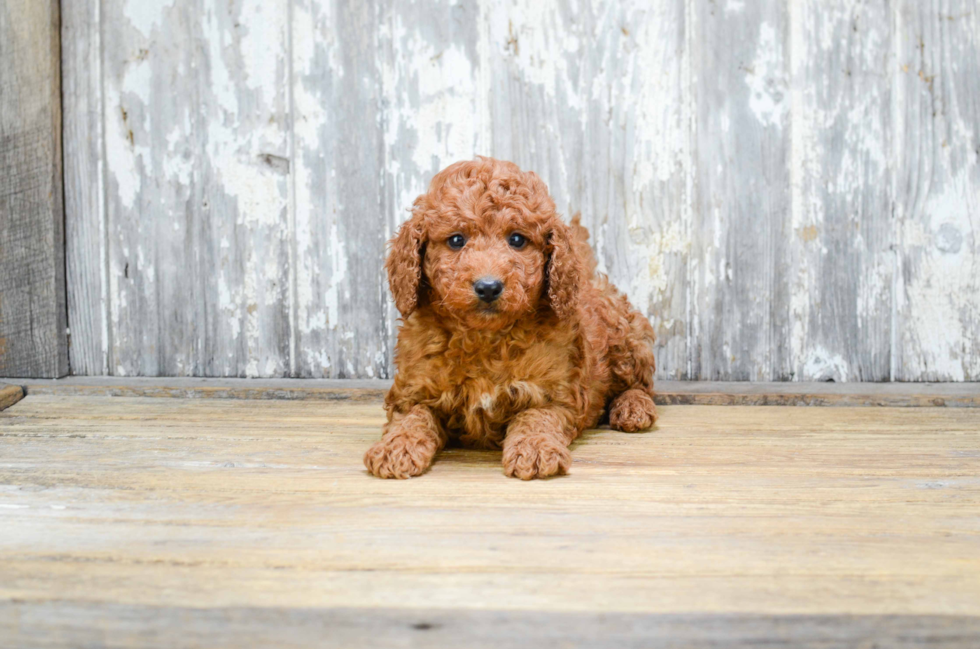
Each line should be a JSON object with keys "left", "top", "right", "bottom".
{"left": 1, "top": 393, "right": 979, "bottom": 647}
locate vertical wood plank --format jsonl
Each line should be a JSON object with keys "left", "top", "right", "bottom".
{"left": 0, "top": 0, "right": 68, "bottom": 378}
{"left": 292, "top": 0, "right": 388, "bottom": 378}
{"left": 63, "top": 0, "right": 108, "bottom": 375}
{"left": 480, "top": 0, "right": 692, "bottom": 379}
{"left": 98, "top": 0, "right": 292, "bottom": 376}
{"left": 787, "top": 1, "right": 894, "bottom": 381}
{"left": 692, "top": 0, "right": 792, "bottom": 380}
{"left": 377, "top": 0, "right": 488, "bottom": 372}
{"left": 894, "top": 0, "right": 980, "bottom": 381}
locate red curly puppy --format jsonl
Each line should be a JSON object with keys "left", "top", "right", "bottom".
{"left": 364, "top": 157, "right": 657, "bottom": 480}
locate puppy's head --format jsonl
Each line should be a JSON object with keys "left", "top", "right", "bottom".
{"left": 387, "top": 157, "right": 583, "bottom": 329}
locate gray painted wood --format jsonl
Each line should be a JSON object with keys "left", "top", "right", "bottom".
{"left": 0, "top": 0, "right": 68, "bottom": 379}
{"left": 4, "top": 603, "right": 980, "bottom": 649}
{"left": 378, "top": 0, "right": 487, "bottom": 377}
{"left": 98, "top": 0, "right": 292, "bottom": 377}
{"left": 893, "top": 0, "right": 980, "bottom": 381}
{"left": 292, "top": 0, "right": 389, "bottom": 379}
{"left": 483, "top": 1, "right": 693, "bottom": 380}
{"left": 788, "top": 0, "right": 895, "bottom": 382}
{"left": 62, "top": 0, "right": 980, "bottom": 381}
{"left": 62, "top": 0, "right": 107, "bottom": 376}
{"left": 693, "top": 1, "right": 792, "bottom": 381}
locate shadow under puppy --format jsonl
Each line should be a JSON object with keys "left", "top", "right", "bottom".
{"left": 365, "top": 157, "right": 657, "bottom": 480}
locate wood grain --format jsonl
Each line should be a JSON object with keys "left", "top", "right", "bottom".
{"left": 789, "top": 0, "right": 894, "bottom": 381}
{"left": 292, "top": 0, "right": 389, "bottom": 379}
{"left": 60, "top": 1, "right": 980, "bottom": 380}
{"left": 692, "top": 1, "right": 791, "bottom": 381}
{"left": 16, "top": 377, "right": 980, "bottom": 407}
{"left": 85, "top": 0, "right": 293, "bottom": 377}
{"left": 1, "top": 396, "right": 979, "bottom": 645}
{"left": 62, "top": 0, "right": 108, "bottom": 376}
{"left": 481, "top": 1, "right": 693, "bottom": 380}
{"left": 4, "top": 604, "right": 979, "bottom": 649}
{"left": 377, "top": 0, "right": 486, "bottom": 378}
{"left": 0, "top": 0, "right": 68, "bottom": 378}
{"left": 893, "top": 1, "right": 980, "bottom": 381}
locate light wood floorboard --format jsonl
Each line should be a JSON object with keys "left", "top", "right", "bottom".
{"left": 1, "top": 395, "right": 978, "bottom": 646}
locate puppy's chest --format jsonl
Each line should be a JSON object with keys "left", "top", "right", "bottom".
{"left": 413, "top": 326, "right": 573, "bottom": 446}
{"left": 440, "top": 376, "right": 528, "bottom": 448}
{"left": 434, "top": 357, "right": 553, "bottom": 449}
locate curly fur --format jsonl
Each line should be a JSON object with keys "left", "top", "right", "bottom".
{"left": 365, "top": 157, "right": 657, "bottom": 480}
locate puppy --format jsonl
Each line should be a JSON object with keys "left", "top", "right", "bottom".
{"left": 365, "top": 157, "right": 657, "bottom": 480}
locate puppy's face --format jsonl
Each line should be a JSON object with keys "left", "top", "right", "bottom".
{"left": 386, "top": 158, "right": 582, "bottom": 329}
{"left": 424, "top": 205, "right": 549, "bottom": 329}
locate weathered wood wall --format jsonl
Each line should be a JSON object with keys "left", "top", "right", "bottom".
{"left": 0, "top": 0, "right": 68, "bottom": 378}
{"left": 62, "top": 0, "right": 980, "bottom": 381}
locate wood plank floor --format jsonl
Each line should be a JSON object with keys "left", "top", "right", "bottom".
{"left": 2, "top": 394, "right": 979, "bottom": 647}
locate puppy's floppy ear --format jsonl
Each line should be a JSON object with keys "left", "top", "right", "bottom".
{"left": 545, "top": 218, "right": 585, "bottom": 319}
{"left": 386, "top": 209, "right": 427, "bottom": 317}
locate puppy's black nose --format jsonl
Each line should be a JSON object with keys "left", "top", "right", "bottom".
{"left": 473, "top": 278, "right": 504, "bottom": 303}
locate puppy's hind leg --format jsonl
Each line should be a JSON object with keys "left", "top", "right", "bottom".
{"left": 609, "top": 389, "right": 657, "bottom": 432}
{"left": 608, "top": 310, "right": 658, "bottom": 433}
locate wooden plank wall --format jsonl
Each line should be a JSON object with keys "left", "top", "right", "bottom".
{"left": 61, "top": 0, "right": 980, "bottom": 381}
{"left": 0, "top": 0, "right": 68, "bottom": 379}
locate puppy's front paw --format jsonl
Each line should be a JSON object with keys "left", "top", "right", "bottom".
{"left": 364, "top": 433, "right": 437, "bottom": 479}
{"left": 502, "top": 435, "right": 571, "bottom": 480}
{"left": 609, "top": 389, "right": 658, "bottom": 432}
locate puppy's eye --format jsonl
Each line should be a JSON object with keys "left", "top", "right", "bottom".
{"left": 507, "top": 233, "right": 527, "bottom": 249}
{"left": 447, "top": 234, "right": 466, "bottom": 250}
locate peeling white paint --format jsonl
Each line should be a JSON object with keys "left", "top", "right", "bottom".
{"left": 217, "top": 278, "right": 241, "bottom": 341}
{"left": 628, "top": 220, "right": 688, "bottom": 318}
{"left": 488, "top": 1, "right": 580, "bottom": 105}
{"left": 902, "top": 167, "right": 979, "bottom": 381}
{"left": 747, "top": 22, "right": 787, "bottom": 128}
{"left": 238, "top": 0, "right": 287, "bottom": 91}
{"left": 71, "top": 0, "right": 980, "bottom": 381}
{"left": 381, "top": 13, "right": 482, "bottom": 219}
{"left": 322, "top": 223, "right": 348, "bottom": 330}
{"left": 164, "top": 125, "right": 193, "bottom": 185}
{"left": 630, "top": 4, "right": 688, "bottom": 191}
{"left": 104, "top": 116, "right": 142, "bottom": 210}
{"left": 104, "top": 60, "right": 151, "bottom": 212}
{"left": 803, "top": 347, "right": 850, "bottom": 382}
{"left": 123, "top": 0, "right": 174, "bottom": 37}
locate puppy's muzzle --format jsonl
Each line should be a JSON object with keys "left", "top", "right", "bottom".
{"left": 473, "top": 277, "right": 504, "bottom": 303}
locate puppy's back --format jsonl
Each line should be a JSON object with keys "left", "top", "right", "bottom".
{"left": 568, "top": 214, "right": 598, "bottom": 278}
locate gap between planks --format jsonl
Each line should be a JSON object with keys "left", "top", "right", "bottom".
{"left": 14, "top": 377, "right": 980, "bottom": 407}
